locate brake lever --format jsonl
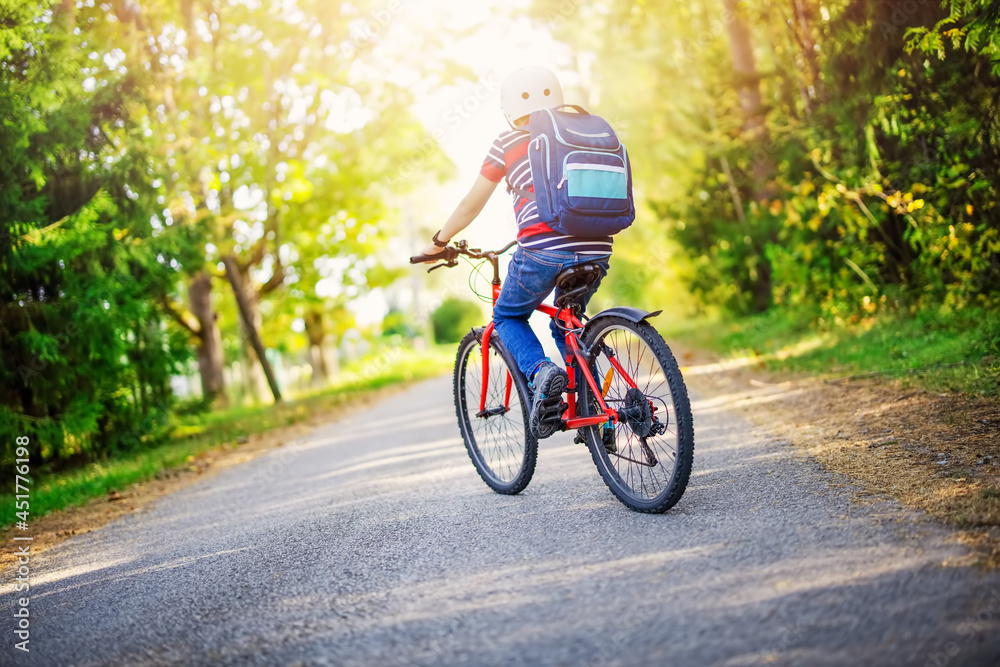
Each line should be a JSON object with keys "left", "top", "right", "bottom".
{"left": 427, "top": 260, "right": 458, "bottom": 273}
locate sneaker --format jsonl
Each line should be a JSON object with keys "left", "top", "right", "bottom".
{"left": 529, "top": 361, "right": 568, "bottom": 439}
{"left": 601, "top": 421, "right": 617, "bottom": 454}
{"left": 574, "top": 422, "right": 617, "bottom": 454}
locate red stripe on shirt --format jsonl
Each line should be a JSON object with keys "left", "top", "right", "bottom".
{"left": 517, "top": 221, "right": 554, "bottom": 239}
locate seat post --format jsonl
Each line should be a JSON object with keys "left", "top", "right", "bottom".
{"left": 554, "top": 262, "right": 603, "bottom": 310}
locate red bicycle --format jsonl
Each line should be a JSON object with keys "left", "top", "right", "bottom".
{"left": 411, "top": 240, "right": 694, "bottom": 513}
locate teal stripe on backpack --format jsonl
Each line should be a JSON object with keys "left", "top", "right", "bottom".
{"left": 567, "top": 168, "right": 628, "bottom": 200}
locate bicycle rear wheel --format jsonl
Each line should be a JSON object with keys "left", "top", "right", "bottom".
{"left": 454, "top": 330, "right": 537, "bottom": 495}
{"left": 579, "top": 317, "right": 694, "bottom": 513}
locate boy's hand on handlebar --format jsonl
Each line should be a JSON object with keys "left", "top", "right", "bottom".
{"left": 416, "top": 242, "right": 446, "bottom": 262}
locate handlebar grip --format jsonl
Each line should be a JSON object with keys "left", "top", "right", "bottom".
{"left": 409, "top": 247, "right": 459, "bottom": 264}
{"left": 409, "top": 254, "right": 439, "bottom": 264}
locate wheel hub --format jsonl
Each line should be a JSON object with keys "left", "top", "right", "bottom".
{"left": 619, "top": 387, "right": 654, "bottom": 438}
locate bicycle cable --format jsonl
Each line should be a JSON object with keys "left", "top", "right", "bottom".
{"left": 552, "top": 315, "right": 586, "bottom": 335}
{"left": 463, "top": 256, "right": 494, "bottom": 304}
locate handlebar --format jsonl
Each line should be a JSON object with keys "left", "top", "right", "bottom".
{"left": 409, "top": 239, "right": 517, "bottom": 273}
{"left": 409, "top": 246, "right": 460, "bottom": 267}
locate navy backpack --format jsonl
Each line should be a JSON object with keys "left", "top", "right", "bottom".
{"left": 507, "top": 104, "right": 635, "bottom": 237}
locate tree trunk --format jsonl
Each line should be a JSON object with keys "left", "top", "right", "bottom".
{"left": 303, "top": 310, "right": 329, "bottom": 387}
{"left": 792, "top": 0, "right": 821, "bottom": 95}
{"left": 222, "top": 255, "right": 282, "bottom": 404}
{"left": 56, "top": 0, "right": 75, "bottom": 28}
{"left": 326, "top": 339, "right": 340, "bottom": 381}
{"left": 189, "top": 272, "right": 227, "bottom": 406}
{"left": 722, "top": 0, "right": 774, "bottom": 194}
{"left": 235, "top": 267, "right": 268, "bottom": 401}
{"left": 752, "top": 256, "right": 774, "bottom": 313}
{"left": 723, "top": 0, "right": 765, "bottom": 134}
{"left": 722, "top": 0, "right": 775, "bottom": 312}
{"left": 705, "top": 94, "right": 746, "bottom": 224}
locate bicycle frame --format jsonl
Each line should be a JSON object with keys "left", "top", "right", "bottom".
{"left": 475, "top": 250, "right": 639, "bottom": 432}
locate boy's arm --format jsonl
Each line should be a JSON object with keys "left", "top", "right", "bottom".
{"left": 418, "top": 175, "right": 499, "bottom": 259}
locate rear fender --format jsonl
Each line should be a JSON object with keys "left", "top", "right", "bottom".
{"left": 580, "top": 307, "right": 662, "bottom": 354}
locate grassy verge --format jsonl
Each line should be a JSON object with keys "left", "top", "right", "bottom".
{"left": 2, "top": 344, "right": 455, "bottom": 525}
{"left": 667, "top": 307, "right": 1000, "bottom": 396}
{"left": 664, "top": 308, "right": 1000, "bottom": 566}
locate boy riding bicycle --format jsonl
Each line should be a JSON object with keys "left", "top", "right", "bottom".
{"left": 418, "top": 67, "right": 621, "bottom": 440}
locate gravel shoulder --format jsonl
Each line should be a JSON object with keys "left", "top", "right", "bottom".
{"left": 3, "top": 373, "right": 1000, "bottom": 666}
{"left": 679, "top": 348, "right": 1000, "bottom": 568}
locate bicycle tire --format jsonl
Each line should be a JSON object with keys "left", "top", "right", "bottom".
{"left": 454, "top": 330, "right": 538, "bottom": 495}
{"left": 578, "top": 317, "right": 694, "bottom": 513}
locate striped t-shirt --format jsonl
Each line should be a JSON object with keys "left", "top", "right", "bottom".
{"left": 480, "top": 129, "right": 614, "bottom": 254}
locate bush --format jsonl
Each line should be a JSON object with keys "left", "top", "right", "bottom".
{"left": 431, "top": 298, "right": 483, "bottom": 344}
{"left": 381, "top": 309, "right": 411, "bottom": 338}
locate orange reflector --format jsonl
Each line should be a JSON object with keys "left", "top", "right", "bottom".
{"left": 602, "top": 368, "right": 614, "bottom": 397}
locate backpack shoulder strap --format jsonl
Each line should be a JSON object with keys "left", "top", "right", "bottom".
{"left": 504, "top": 127, "right": 536, "bottom": 201}
{"left": 505, "top": 176, "right": 535, "bottom": 201}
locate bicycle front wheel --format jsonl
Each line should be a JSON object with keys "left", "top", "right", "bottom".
{"left": 579, "top": 317, "right": 694, "bottom": 513}
{"left": 454, "top": 330, "right": 537, "bottom": 495}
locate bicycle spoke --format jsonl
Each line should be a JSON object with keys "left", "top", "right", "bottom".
{"left": 586, "top": 323, "right": 685, "bottom": 503}
{"left": 461, "top": 341, "right": 528, "bottom": 487}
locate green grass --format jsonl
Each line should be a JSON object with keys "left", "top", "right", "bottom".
{"left": 3, "top": 343, "right": 455, "bottom": 526}
{"left": 665, "top": 307, "right": 1000, "bottom": 396}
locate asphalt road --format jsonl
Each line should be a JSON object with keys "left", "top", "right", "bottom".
{"left": 5, "top": 375, "right": 1000, "bottom": 666}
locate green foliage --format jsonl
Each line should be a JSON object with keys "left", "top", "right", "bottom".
{"left": 147, "top": 0, "right": 452, "bottom": 390}
{"left": 0, "top": 0, "right": 459, "bottom": 474}
{"left": 532, "top": 0, "right": 1000, "bottom": 323}
{"left": 431, "top": 298, "right": 482, "bottom": 344}
{"left": 381, "top": 309, "right": 411, "bottom": 338}
{"left": 906, "top": 0, "right": 1000, "bottom": 74}
{"left": 1, "top": 2, "right": 191, "bottom": 469}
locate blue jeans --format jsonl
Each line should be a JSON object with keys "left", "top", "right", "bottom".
{"left": 493, "top": 247, "right": 610, "bottom": 381}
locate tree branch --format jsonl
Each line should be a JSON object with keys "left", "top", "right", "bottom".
{"left": 111, "top": 0, "right": 148, "bottom": 32}
{"left": 258, "top": 259, "right": 286, "bottom": 295}
{"left": 244, "top": 238, "right": 268, "bottom": 272}
{"left": 222, "top": 255, "right": 283, "bottom": 403}
{"left": 159, "top": 296, "right": 202, "bottom": 338}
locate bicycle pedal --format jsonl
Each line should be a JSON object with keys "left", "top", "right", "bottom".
{"left": 535, "top": 395, "right": 561, "bottom": 411}
{"left": 573, "top": 432, "right": 586, "bottom": 445}
{"left": 543, "top": 400, "right": 567, "bottom": 417}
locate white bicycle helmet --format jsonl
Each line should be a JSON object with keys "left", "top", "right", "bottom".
{"left": 500, "top": 66, "right": 564, "bottom": 127}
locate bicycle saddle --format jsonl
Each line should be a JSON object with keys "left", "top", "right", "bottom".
{"left": 555, "top": 263, "right": 603, "bottom": 292}
{"left": 554, "top": 263, "right": 604, "bottom": 308}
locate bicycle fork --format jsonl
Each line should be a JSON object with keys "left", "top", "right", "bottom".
{"left": 475, "top": 321, "right": 515, "bottom": 419}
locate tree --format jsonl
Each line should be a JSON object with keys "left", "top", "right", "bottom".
{"left": 160, "top": 272, "right": 228, "bottom": 406}
{"left": 0, "top": 0, "right": 191, "bottom": 461}
{"left": 151, "top": 0, "right": 451, "bottom": 403}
